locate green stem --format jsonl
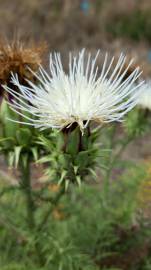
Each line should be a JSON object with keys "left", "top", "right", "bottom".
{"left": 102, "top": 124, "right": 117, "bottom": 200}
{"left": 112, "top": 136, "right": 133, "bottom": 164}
{"left": 37, "top": 186, "right": 65, "bottom": 232}
{"left": 19, "top": 155, "right": 45, "bottom": 266}
{"left": 102, "top": 127, "right": 133, "bottom": 204}
{"left": 20, "top": 157, "right": 35, "bottom": 229}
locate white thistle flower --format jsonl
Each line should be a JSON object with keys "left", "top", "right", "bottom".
{"left": 4, "top": 49, "right": 144, "bottom": 132}
{"left": 137, "top": 81, "right": 151, "bottom": 110}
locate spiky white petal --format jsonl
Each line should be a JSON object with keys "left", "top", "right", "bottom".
{"left": 137, "top": 81, "right": 151, "bottom": 110}
{"left": 3, "top": 49, "right": 144, "bottom": 131}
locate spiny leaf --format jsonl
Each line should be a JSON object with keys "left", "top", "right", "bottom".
{"left": 0, "top": 137, "right": 15, "bottom": 149}
{"left": 88, "top": 168, "right": 97, "bottom": 180}
{"left": 76, "top": 176, "right": 82, "bottom": 187}
{"left": 31, "top": 147, "right": 38, "bottom": 161}
{"left": 73, "top": 166, "right": 79, "bottom": 174}
{"left": 37, "top": 155, "right": 55, "bottom": 164}
{"left": 14, "top": 146, "right": 23, "bottom": 167}
{"left": 37, "top": 135, "right": 53, "bottom": 150}
{"left": 65, "top": 179, "right": 69, "bottom": 191}
{"left": 58, "top": 170, "right": 67, "bottom": 185}
{"left": 21, "top": 153, "right": 28, "bottom": 168}
{"left": 8, "top": 151, "right": 15, "bottom": 167}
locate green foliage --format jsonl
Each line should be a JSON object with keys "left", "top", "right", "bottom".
{"left": 0, "top": 264, "right": 27, "bottom": 270}
{"left": 106, "top": 165, "right": 146, "bottom": 224}
{"left": 124, "top": 108, "right": 150, "bottom": 138}
{"left": 143, "top": 259, "right": 151, "bottom": 270}
{"left": 0, "top": 164, "right": 150, "bottom": 270}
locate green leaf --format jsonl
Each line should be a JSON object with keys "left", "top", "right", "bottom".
{"left": 76, "top": 175, "right": 82, "bottom": 187}
{"left": 38, "top": 135, "right": 53, "bottom": 150}
{"left": 90, "top": 127, "right": 101, "bottom": 143}
{"left": 8, "top": 151, "right": 15, "bottom": 167}
{"left": 16, "top": 128, "right": 32, "bottom": 145}
{"left": 37, "top": 155, "right": 53, "bottom": 164}
{"left": 65, "top": 179, "right": 69, "bottom": 191}
{"left": 21, "top": 153, "right": 28, "bottom": 168}
{"left": 0, "top": 137, "right": 15, "bottom": 149}
{"left": 31, "top": 147, "right": 38, "bottom": 161}
{"left": 88, "top": 168, "right": 97, "bottom": 180}
{"left": 14, "top": 146, "right": 23, "bottom": 167}
{"left": 58, "top": 170, "right": 67, "bottom": 185}
{"left": 73, "top": 166, "right": 79, "bottom": 174}
{"left": 0, "top": 99, "right": 19, "bottom": 137}
{"left": 58, "top": 153, "right": 71, "bottom": 169}
{"left": 75, "top": 151, "right": 88, "bottom": 167}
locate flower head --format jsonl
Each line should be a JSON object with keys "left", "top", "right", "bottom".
{"left": 4, "top": 49, "right": 144, "bottom": 132}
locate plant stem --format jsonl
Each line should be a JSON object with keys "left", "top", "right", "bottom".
{"left": 20, "top": 158, "right": 34, "bottom": 228}
{"left": 37, "top": 186, "right": 65, "bottom": 231}
{"left": 102, "top": 132, "right": 133, "bottom": 206}
{"left": 19, "top": 155, "right": 45, "bottom": 266}
{"left": 102, "top": 124, "right": 117, "bottom": 201}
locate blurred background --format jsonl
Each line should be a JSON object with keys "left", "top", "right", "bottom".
{"left": 0, "top": 0, "right": 151, "bottom": 65}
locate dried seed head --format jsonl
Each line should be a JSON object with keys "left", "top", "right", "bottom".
{"left": 0, "top": 39, "right": 46, "bottom": 87}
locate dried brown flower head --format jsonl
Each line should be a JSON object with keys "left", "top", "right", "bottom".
{"left": 0, "top": 39, "right": 46, "bottom": 87}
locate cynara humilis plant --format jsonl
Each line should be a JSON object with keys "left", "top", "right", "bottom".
{"left": 4, "top": 49, "right": 144, "bottom": 188}
{"left": 0, "top": 48, "right": 145, "bottom": 267}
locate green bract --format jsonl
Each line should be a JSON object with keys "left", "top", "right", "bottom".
{"left": 38, "top": 126, "right": 100, "bottom": 188}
